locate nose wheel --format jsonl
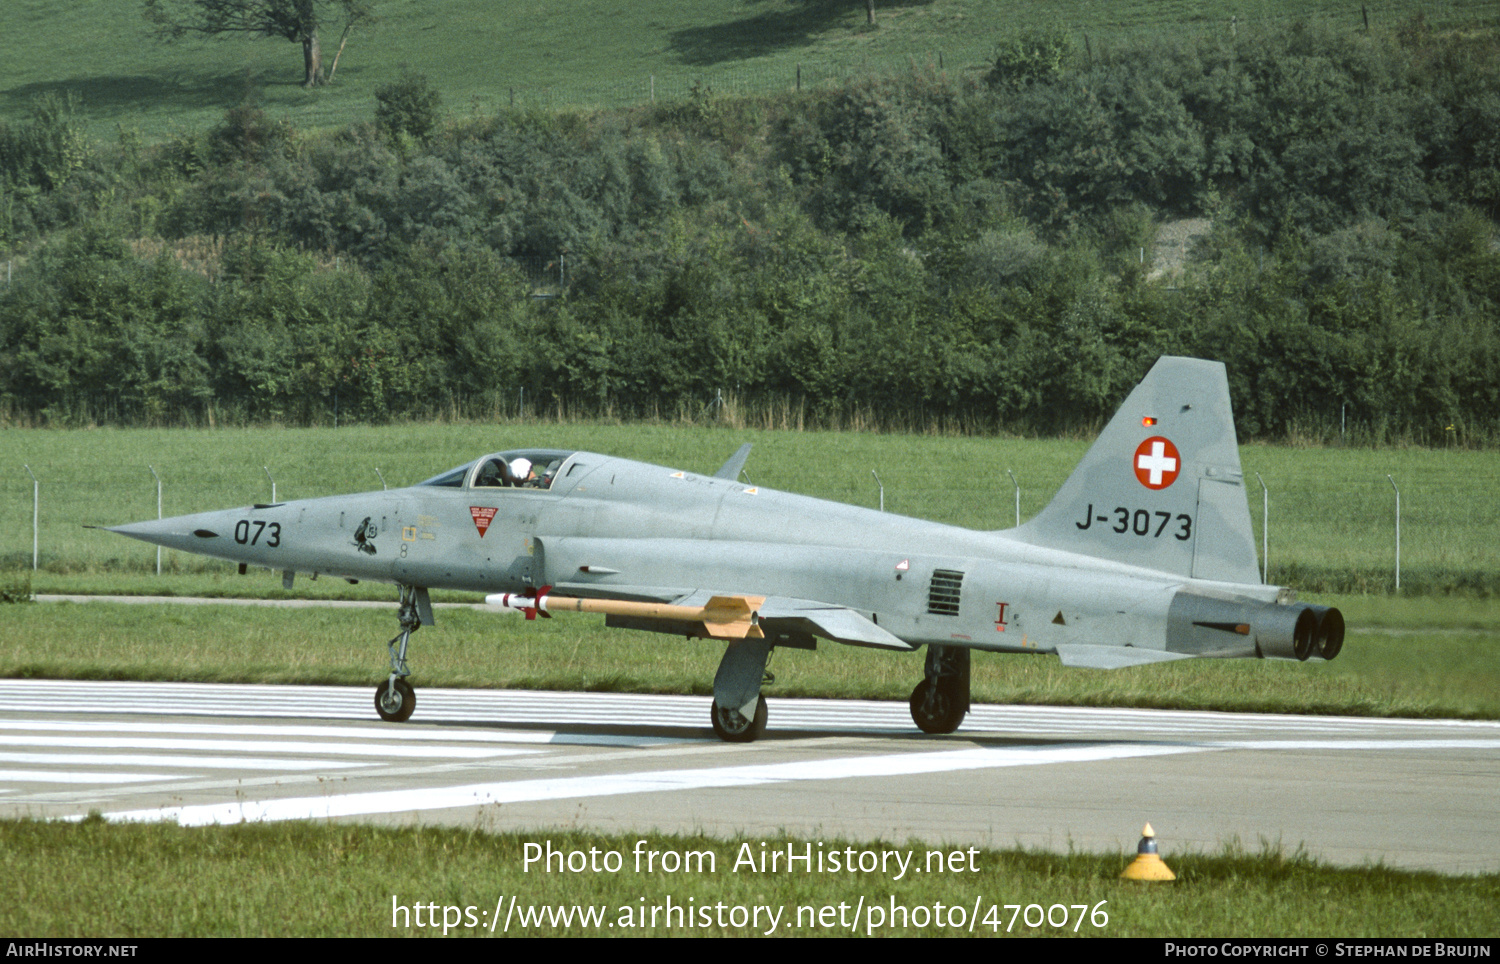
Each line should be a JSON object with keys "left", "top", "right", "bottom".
{"left": 375, "top": 677, "right": 416, "bottom": 722}
{"left": 374, "top": 585, "right": 429, "bottom": 724}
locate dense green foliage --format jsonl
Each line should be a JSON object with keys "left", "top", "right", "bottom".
{"left": 2, "top": 22, "right": 1499, "bottom": 441}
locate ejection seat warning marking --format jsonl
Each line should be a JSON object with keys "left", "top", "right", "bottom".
{"left": 1133, "top": 436, "right": 1180, "bottom": 489}
{"left": 470, "top": 507, "right": 498, "bottom": 538}
{"left": 995, "top": 602, "right": 1009, "bottom": 632}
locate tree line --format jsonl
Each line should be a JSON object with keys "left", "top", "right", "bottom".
{"left": 2, "top": 19, "right": 1498, "bottom": 442}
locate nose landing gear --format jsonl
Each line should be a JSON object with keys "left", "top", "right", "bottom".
{"left": 374, "top": 585, "right": 431, "bottom": 723}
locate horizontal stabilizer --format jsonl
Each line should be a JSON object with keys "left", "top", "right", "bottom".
{"left": 1054, "top": 644, "right": 1195, "bottom": 670}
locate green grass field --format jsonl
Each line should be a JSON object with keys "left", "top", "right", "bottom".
{"left": 4, "top": 0, "right": 1497, "bottom": 140}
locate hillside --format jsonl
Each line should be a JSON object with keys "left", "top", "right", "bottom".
{"left": 2, "top": 3, "right": 1500, "bottom": 443}
{"left": 3, "top": 0, "right": 1497, "bottom": 139}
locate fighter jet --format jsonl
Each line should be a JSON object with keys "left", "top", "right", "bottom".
{"left": 108, "top": 356, "right": 1343, "bottom": 742}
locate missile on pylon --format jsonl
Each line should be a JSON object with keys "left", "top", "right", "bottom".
{"left": 485, "top": 588, "right": 766, "bottom": 639}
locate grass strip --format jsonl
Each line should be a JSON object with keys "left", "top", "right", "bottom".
{"left": 2, "top": 821, "right": 1495, "bottom": 937}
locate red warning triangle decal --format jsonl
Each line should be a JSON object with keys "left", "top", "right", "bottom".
{"left": 469, "top": 506, "right": 497, "bottom": 537}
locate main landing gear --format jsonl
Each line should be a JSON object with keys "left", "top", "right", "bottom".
{"left": 710, "top": 637, "right": 773, "bottom": 742}
{"left": 711, "top": 694, "right": 768, "bottom": 742}
{"left": 909, "top": 644, "right": 970, "bottom": 734}
{"left": 374, "top": 585, "right": 431, "bottom": 723}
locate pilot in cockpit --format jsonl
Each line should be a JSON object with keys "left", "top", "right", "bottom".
{"left": 508, "top": 457, "right": 535, "bottom": 486}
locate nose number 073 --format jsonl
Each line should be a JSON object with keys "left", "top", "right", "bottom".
{"left": 234, "top": 519, "right": 282, "bottom": 547}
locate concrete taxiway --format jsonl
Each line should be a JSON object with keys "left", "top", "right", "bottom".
{"left": 0, "top": 679, "right": 1495, "bottom": 874}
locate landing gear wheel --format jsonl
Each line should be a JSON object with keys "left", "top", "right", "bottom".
{"left": 909, "top": 679, "right": 965, "bottom": 734}
{"left": 375, "top": 678, "right": 416, "bottom": 723}
{"left": 710, "top": 695, "right": 768, "bottom": 743}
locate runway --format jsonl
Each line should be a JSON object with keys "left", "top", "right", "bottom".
{"left": 1, "top": 679, "right": 1496, "bottom": 874}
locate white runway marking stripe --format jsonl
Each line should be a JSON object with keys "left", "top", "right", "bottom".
{"left": 1, "top": 771, "right": 181, "bottom": 785}
{"left": 101, "top": 742, "right": 1208, "bottom": 826}
{"left": 1221, "top": 739, "right": 1500, "bottom": 752}
{"left": 0, "top": 735, "right": 539, "bottom": 759}
{"left": 0, "top": 719, "right": 559, "bottom": 744}
{"left": 0, "top": 751, "right": 366, "bottom": 771}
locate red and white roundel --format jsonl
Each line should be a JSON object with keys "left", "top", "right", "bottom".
{"left": 1133, "top": 436, "right": 1181, "bottom": 490}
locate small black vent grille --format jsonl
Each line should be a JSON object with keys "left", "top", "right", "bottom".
{"left": 927, "top": 569, "right": 964, "bottom": 616}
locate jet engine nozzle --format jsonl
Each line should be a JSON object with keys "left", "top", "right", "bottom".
{"left": 1306, "top": 604, "right": 1344, "bottom": 661}
{"left": 1251, "top": 602, "right": 1344, "bottom": 661}
{"left": 1168, "top": 594, "right": 1345, "bottom": 662}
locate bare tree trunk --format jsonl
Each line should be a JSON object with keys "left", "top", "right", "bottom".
{"left": 328, "top": 22, "right": 354, "bottom": 84}
{"left": 303, "top": 29, "right": 324, "bottom": 87}
{"left": 867, "top": 0, "right": 876, "bottom": 25}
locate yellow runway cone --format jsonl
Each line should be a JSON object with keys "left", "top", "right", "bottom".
{"left": 1121, "top": 823, "right": 1176, "bottom": 881}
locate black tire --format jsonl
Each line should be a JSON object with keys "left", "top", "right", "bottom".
{"left": 909, "top": 678, "right": 965, "bottom": 734}
{"left": 710, "top": 695, "right": 768, "bottom": 743}
{"left": 375, "top": 678, "right": 416, "bottom": 723}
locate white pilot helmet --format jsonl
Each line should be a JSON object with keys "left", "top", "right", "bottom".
{"left": 508, "top": 457, "right": 532, "bottom": 482}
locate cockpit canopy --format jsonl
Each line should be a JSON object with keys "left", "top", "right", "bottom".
{"left": 417, "top": 450, "right": 577, "bottom": 490}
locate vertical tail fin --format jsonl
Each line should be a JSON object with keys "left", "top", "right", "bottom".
{"left": 1011, "top": 357, "right": 1261, "bottom": 584}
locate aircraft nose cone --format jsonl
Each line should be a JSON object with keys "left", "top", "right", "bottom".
{"left": 107, "top": 517, "right": 224, "bottom": 553}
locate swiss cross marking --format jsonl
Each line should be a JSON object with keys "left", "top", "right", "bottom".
{"left": 1133, "top": 437, "right": 1181, "bottom": 490}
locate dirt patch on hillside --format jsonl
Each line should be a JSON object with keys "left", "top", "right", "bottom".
{"left": 1149, "top": 217, "right": 1212, "bottom": 282}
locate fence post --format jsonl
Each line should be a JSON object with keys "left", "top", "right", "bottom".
{"left": 23, "top": 465, "right": 37, "bottom": 571}
{"left": 148, "top": 465, "right": 162, "bottom": 576}
{"left": 1387, "top": 475, "right": 1401, "bottom": 592}
{"left": 1006, "top": 469, "right": 1020, "bottom": 527}
{"left": 263, "top": 466, "right": 277, "bottom": 504}
{"left": 1255, "top": 472, "right": 1268, "bottom": 583}
{"left": 870, "top": 470, "right": 884, "bottom": 512}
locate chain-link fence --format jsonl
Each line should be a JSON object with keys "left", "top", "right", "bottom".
{"left": 5, "top": 438, "right": 1496, "bottom": 595}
